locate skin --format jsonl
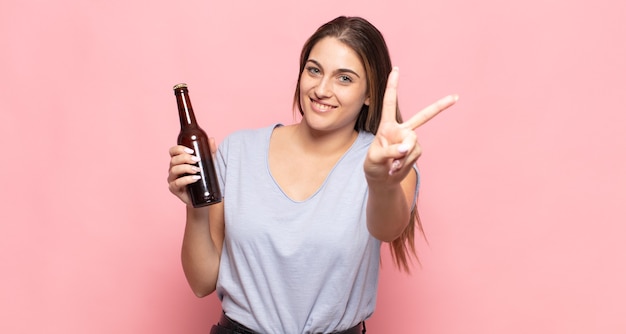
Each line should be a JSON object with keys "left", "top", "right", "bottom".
{"left": 269, "top": 37, "right": 371, "bottom": 201}
{"left": 167, "top": 36, "right": 457, "bottom": 297}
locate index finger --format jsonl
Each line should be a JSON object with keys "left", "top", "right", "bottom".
{"left": 380, "top": 67, "right": 400, "bottom": 123}
{"left": 169, "top": 145, "right": 194, "bottom": 157}
{"left": 403, "top": 94, "right": 459, "bottom": 130}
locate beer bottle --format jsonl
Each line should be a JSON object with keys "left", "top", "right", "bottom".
{"left": 173, "top": 83, "right": 222, "bottom": 207}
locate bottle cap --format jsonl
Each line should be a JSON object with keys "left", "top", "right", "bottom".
{"left": 173, "top": 83, "right": 188, "bottom": 90}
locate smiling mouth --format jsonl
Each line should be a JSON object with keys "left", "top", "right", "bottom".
{"left": 310, "top": 99, "right": 336, "bottom": 112}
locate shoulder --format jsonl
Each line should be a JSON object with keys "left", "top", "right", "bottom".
{"left": 358, "top": 130, "right": 375, "bottom": 142}
{"left": 353, "top": 130, "right": 375, "bottom": 151}
{"left": 220, "top": 123, "right": 281, "bottom": 148}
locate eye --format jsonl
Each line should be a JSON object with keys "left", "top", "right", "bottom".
{"left": 338, "top": 74, "right": 353, "bottom": 83}
{"left": 306, "top": 66, "right": 321, "bottom": 76}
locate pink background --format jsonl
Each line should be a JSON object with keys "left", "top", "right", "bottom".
{"left": 1, "top": 0, "right": 625, "bottom": 333}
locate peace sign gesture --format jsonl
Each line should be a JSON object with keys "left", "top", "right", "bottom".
{"left": 364, "top": 67, "right": 458, "bottom": 184}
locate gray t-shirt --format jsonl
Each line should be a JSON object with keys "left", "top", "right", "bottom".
{"left": 215, "top": 124, "right": 418, "bottom": 333}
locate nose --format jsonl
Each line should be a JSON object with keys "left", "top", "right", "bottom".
{"left": 314, "top": 76, "right": 332, "bottom": 98}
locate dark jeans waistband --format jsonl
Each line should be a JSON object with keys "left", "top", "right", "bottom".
{"left": 210, "top": 312, "right": 366, "bottom": 334}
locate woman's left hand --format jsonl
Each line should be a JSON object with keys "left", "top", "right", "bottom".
{"left": 364, "top": 67, "right": 458, "bottom": 184}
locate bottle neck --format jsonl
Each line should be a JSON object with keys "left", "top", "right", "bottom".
{"left": 175, "top": 88, "right": 198, "bottom": 127}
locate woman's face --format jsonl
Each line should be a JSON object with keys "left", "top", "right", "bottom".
{"left": 299, "top": 37, "right": 370, "bottom": 133}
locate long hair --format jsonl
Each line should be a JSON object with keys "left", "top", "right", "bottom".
{"left": 293, "top": 16, "right": 424, "bottom": 272}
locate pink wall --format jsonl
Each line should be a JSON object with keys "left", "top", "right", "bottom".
{"left": 1, "top": 0, "right": 625, "bottom": 333}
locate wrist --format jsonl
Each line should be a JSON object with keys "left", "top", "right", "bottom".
{"left": 186, "top": 205, "right": 210, "bottom": 222}
{"left": 366, "top": 178, "right": 403, "bottom": 194}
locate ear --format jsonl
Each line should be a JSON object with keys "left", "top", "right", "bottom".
{"left": 364, "top": 95, "right": 370, "bottom": 106}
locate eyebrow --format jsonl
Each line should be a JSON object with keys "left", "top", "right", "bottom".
{"left": 306, "top": 59, "right": 362, "bottom": 78}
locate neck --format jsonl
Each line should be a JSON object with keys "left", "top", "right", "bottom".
{"left": 291, "top": 123, "right": 358, "bottom": 156}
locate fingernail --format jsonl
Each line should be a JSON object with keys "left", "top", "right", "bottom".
{"left": 184, "top": 147, "right": 194, "bottom": 154}
{"left": 191, "top": 156, "right": 201, "bottom": 162}
{"left": 392, "top": 160, "right": 401, "bottom": 170}
{"left": 191, "top": 175, "right": 201, "bottom": 180}
{"left": 452, "top": 94, "right": 459, "bottom": 102}
{"left": 398, "top": 144, "right": 410, "bottom": 153}
{"left": 389, "top": 159, "right": 402, "bottom": 175}
{"left": 191, "top": 166, "right": 201, "bottom": 172}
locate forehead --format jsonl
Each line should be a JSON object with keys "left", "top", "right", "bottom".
{"left": 308, "top": 37, "right": 365, "bottom": 73}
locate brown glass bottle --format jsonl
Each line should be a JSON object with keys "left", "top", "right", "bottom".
{"left": 173, "top": 83, "right": 222, "bottom": 207}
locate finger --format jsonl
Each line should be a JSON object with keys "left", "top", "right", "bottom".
{"left": 370, "top": 125, "right": 414, "bottom": 161}
{"left": 167, "top": 164, "right": 200, "bottom": 183}
{"left": 403, "top": 94, "right": 459, "bottom": 130}
{"left": 390, "top": 147, "right": 420, "bottom": 176}
{"left": 397, "top": 131, "right": 418, "bottom": 156}
{"left": 390, "top": 148, "right": 422, "bottom": 175}
{"left": 169, "top": 152, "right": 201, "bottom": 170}
{"left": 389, "top": 134, "right": 421, "bottom": 175}
{"left": 168, "top": 174, "right": 201, "bottom": 192}
{"left": 380, "top": 67, "right": 400, "bottom": 124}
{"left": 169, "top": 145, "right": 194, "bottom": 157}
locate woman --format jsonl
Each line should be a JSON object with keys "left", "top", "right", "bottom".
{"left": 168, "top": 16, "right": 457, "bottom": 334}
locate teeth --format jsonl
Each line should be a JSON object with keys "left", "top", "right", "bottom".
{"left": 312, "top": 100, "right": 333, "bottom": 112}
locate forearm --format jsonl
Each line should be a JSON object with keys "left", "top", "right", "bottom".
{"left": 366, "top": 182, "right": 411, "bottom": 242}
{"left": 181, "top": 205, "right": 222, "bottom": 297}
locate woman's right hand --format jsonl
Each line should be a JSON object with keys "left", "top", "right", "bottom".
{"left": 167, "top": 138, "right": 217, "bottom": 206}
